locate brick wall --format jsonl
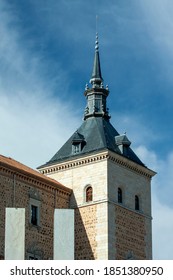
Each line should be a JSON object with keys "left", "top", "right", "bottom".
{"left": 0, "top": 166, "right": 71, "bottom": 260}
{"left": 115, "top": 205, "right": 146, "bottom": 259}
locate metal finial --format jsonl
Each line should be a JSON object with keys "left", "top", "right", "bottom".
{"left": 95, "top": 15, "right": 99, "bottom": 51}
{"left": 95, "top": 33, "right": 99, "bottom": 51}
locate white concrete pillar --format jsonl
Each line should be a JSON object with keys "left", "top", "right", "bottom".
{"left": 5, "top": 208, "right": 25, "bottom": 260}
{"left": 54, "top": 209, "right": 74, "bottom": 260}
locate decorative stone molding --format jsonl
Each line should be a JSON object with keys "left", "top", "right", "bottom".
{"left": 107, "top": 151, "right": 156, "bottom": 179}
{"left": 39, "top": 152, "right": 109, "bottom": 175}
{"left": 39, "top": 150, "right": 156, "bottom": 179}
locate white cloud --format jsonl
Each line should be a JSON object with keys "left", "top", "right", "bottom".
{"left": 139, "top": 0, "right": 173, "bottom": 86}
{"left": 152, "top": 194, "right": 173, "bottom": 259}
{"left": 0, "top": 0, "right": 80, "bottom": 169}
{"left": 135, "top": 145, "right": 173, "bottom": 259}
{"left": 135, "top": 146, "right": 173, "bottom": 205}
{"left": 0, "top": 90, "right": 79, "bottom": 168}
{"left": 111, "top": 113, "right": 160, "bottom": 148}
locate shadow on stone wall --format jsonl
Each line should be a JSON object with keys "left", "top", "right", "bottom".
{"left": 71, "top": 193, "right": 96, "bottom": 260}
{"left": 74, "top": 208, "right": 95, "bottom": 260}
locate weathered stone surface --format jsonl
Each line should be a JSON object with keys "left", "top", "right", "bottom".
{"left": 5, "top": 208, "right": 25, "bottom": 260}
{"left": 54, "top": 209, "right": 74, "bottom": 260}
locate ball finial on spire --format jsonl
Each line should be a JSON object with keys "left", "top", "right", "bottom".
{"left": 95, "top": 15, "right": 99, "bottom": 51}
{"left": 95, "top": 33, "right": 99, "bottom": 51}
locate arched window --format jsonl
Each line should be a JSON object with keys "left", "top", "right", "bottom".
{"left": 118, "top": 188, "right": 122, "bottom": 203}
{"left": 86, "top": 186, "right": 93, "bottom": 202}
{"left": 135, "top": 195, "right": 139, "bottom": 210}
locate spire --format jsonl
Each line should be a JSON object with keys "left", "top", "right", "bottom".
{"left": 90, "top": 33, "right": 103, "bottom": 87}
{"left": 84, "top": 33, "right": 110, "bottom": 121}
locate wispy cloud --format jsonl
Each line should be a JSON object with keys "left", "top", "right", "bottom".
{"left": 134, "top": 145, "right": 173, "bottom": 259}
{"left": 136, "top": 146, "right": 173, "bottom": 206}
{"left": 139, "top": 0, "right": 173, "bottom": 87}
{"left": 0, "top": 0, "right": 80, "bottom": 168}
{"left": 152, "top": 194, "right": 173, "bottom": 259}
{"left": 111, "top": 113, "right": 160, "bottom": 148}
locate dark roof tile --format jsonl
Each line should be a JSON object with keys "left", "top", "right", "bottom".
{"left": 39, "top": 117, "right": 144, "bottom": 168}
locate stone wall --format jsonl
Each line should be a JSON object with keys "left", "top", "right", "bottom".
{"left": 107, "top": 156, "right": 152, "bottom": 259}
{"left": 40, "top": 150, "right": 154, "bottom": 260}
{"left": 108, "top": 157, "right": 152, "bottom": 216}
{"left": 45, "top": 153, "right": 108, "bottom": 206}
{"left": 45, "top": 152, "right": 109, "bottom": 259}
{"left": 75, "top": 204, "right": 97, "bottom": 259}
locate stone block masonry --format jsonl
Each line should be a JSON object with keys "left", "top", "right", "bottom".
{"left": 39, "top": 150, "right": 155, "bottom": 260}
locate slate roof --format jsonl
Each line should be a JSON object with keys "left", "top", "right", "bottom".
{"left": 39, "top": 117, "right": 145, "bottom": 168}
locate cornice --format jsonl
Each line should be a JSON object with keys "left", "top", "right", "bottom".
{"left": 0, "top": 165, "right": 71, "bottom": 199}
{"left": 39, "top": 151, "right": 109, "bottom": 175}
{"left": 107, "top": 150, "right": 156, "bottom": 179}
{"left": 39, "top": 150, "right": 156, "bottom": 179}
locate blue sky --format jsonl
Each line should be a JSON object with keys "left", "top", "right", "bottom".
{"left": 0, "top": 0, "right": 173, "bottom": 259}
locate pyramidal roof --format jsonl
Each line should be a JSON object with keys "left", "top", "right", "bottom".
{"left": 38, "top": 34, "right": 145, "bottom": 169}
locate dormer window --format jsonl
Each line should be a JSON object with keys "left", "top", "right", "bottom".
{"left": 72, "top": 131, "right": 86, "bottom": 155}
{"left": 115, "top": 134, "right": 131, "bottom": 155}
{"left": 72, "top": 143, "right": 81, "bottom": 154}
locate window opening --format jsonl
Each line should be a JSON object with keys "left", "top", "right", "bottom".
{"left": 29, "top": 255, "right": 38, "bottom": 260}
{"left": 31, "top": 205, "right": 38, "bottom": 226}
{"left": 118, "top": 188, "right": 122, "bottom": 203}
{"left": 135, "top": 195, "right": 139, "bottom": 210}
{"left": 86, "top": 186, "right": 93, "bottom": 202}
{"left": 73, "top": 143, "right": 80, "bottom": 154}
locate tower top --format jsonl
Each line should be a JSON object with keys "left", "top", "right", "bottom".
{"left": 84, "top": 33, "right": 110, "bottom": 120}
{"left": 38, "top": 32, "right": 148, "bottom": 170}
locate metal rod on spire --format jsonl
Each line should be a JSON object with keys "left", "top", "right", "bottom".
{"left": 96, "top": 15, "right": 98, "bottom": 34}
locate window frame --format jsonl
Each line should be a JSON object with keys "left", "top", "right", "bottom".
{"left": 85, "top": 185, "right": 93, "bottom": 203}
{"left": 135, "top": 195, "right": 140, "bottom": 211}
{"left": 29, "top": 198, "right": 41, "bottom": 227}
{"left": 31, "top": 205, "right": 38, "bottom": 226}
{"left": 118, "top": 187, "right": 123, "bottom": 204}
{"left": 72, "top": 143, "right": 81, "bottom": 154}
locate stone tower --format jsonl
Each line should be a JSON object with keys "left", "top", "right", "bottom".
{"left": 38, "top": 34, "right": 156, "bottom": 260}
